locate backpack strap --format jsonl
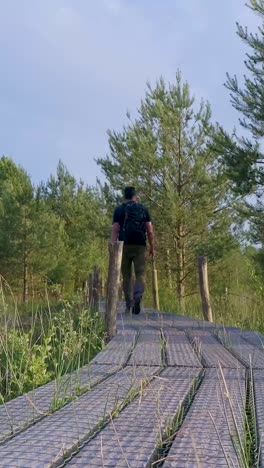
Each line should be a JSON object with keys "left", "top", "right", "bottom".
{"left": 122, "top": 202, "right": 131, "bottom": 234}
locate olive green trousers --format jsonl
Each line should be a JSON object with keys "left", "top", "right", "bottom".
{"left": 121, "top": 245, "right": 146, "bottom": 307}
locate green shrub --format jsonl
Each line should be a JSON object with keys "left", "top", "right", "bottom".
{"left": 0, "top": 300, "right": 105, "bottom": 402}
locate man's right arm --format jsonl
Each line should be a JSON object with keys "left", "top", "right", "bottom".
{"left": 146, "top": 222, "right": 155, "bottom": 257}
{"left": 111, "top": 223, "right": 120, "bottom": 243}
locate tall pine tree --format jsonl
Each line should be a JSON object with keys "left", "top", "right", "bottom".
{"left": 218, "top": 0, "right": 264, "bottom": 193}
{"left": 98, "top": 73, "right": 235, "bottom": 306}
{"left": 215, "top": 0, "right": 264, "bottom": 255}
{"left": 0, "top": 157, "right": 67, "bottom": 301}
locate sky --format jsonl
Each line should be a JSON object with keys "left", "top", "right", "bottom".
{"left": 0, "top": 0, "right": 259, "bottom": 186}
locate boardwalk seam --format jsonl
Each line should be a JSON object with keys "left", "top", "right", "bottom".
{"left": 245, "top": 369, "right": 259, "bottom": 467}
{"left": 59, "top": 368, "right": 162, "bottom": 467}
{"left": 185, "top": 331, "right": 206, "bottom": 368}
{"left": 152, "top": 368, "right": 205, "bottom": 467}
{"left": 0, "top": 366, "right": 121, "bottom": 448}
{"left": 160, "top": 329, "right": 168, "bottom": 368}
{"left": 124, "top": 331, "right": 140, "bottom": 365}
{"left": 213, "top": 331, "right": 249, "bottom": 368}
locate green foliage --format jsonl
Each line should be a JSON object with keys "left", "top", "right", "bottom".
{"left": 0, "top": 300, "right": 105, "bottom": 402}
{"left": 0, "top": 157, "right": 109, "bottom": 300}
{"left": 40, "top": 160, "right": 109, "bottom": 291}
{"left": 215, "top": 0, "right": 264, "bottom": 194}
{"left": 0, "top": 157, "right": 33, "bottom": 278}
{"left": 0, "top": 329, "right": 52, "bottom": 399}
{"left": 213, "top": 1, "right": 264, "bottom": 273}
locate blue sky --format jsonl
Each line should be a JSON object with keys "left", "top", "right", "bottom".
{"left": 0, "top": 0, "right": 258, "bottom": 186}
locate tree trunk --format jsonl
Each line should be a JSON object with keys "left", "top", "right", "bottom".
{"left": 176, "top": 225, "right": 185, "bottom": 311}
{"left": 23, "top": 252, "right": 29, "bottom": 304}
{"left": 166, "top": 249, "right": 172, "bottom": 290}
{"left": 31, "top": 273, "right": 35, "bottom": 300}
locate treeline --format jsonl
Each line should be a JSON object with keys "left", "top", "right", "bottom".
{"left": 1, "top": 0, "right": 264, "bottom": 316}
{"left": 0, "top": 158, "right": 109, "bottom": 301}
{"left": 0, "top": 144, "right": 258, "bottom": 308}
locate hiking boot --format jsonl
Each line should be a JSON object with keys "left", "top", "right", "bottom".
{"left": 125, "top": 305, "right": 131, "bottom": 315}
{"left": 132, "top": 298, "right": 141, "bottom": 315}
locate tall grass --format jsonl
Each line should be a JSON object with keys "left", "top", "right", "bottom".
{"left": 0, "top": 284, "right": 105, "bottom": 402}
{"left": 144, "top": 286, "right": 264, "bottom": 333}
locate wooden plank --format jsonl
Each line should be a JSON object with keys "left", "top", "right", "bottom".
{"left": 164, "top": 329, "right": 201, "bottom": 367}
{"left": 0, "top": 307, "right": 259, "bottom": 467}
{"left": 242, "top": 330, "right": 264, "bottom": 349}
{"left": 164, "top": 369, "right": 246, "bottom": 467}
{"left": 127, "top": 330, "right": 162, "bottom": 366}
{"left": 189, "top": 330, "right": 244, "bottom": 368}
{"left": 219, "top": 330, "right": 264, "bottom": 368}
{"left": 0, "top": 367, "right": 159, "bottom": 466}
{"left": 0, "top": 363, "right": 120, "bottom": 443}
{"left": 91, "top": 331, "right": 136, "bottom": 365}
{"left": 67, "top": 368, "right": 200, "bottom": 467}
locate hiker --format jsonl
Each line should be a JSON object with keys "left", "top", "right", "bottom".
{"left": 111, "top": 187, "right": 155, "bottom": 315}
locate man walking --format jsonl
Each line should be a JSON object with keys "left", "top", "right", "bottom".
{"left": 111, "top": 187, "right": 155, "bottom": 314}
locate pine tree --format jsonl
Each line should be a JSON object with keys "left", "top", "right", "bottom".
{"left": 0, "top": 157, "right": 33, "bottom": 300}
{"left": 218, "top": 0, "right": 264, "bottom": 193}
{"left": 0, "top": 157, "right": 68, "bottom": 301}
{"left": 41, "top": 161, "right": 108, "bottom": 290}
{"left": 98, "top": 73, "right": 235, "bottom": 306}
{"left": 216, "top": 0, "right": 264, "bottom": 250}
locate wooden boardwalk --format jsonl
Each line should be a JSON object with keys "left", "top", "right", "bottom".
{"left": 0, "top": 307, "right": 264, "bottom": 467}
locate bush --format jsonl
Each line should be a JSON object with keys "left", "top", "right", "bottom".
{"left": 0, "top": 300, "right": 105, "bottom": 402}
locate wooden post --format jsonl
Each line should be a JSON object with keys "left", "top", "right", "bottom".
{"left": 152, "top": 258, "right": 160, "bottom": 311}
{"left": 105, "top": 241, "right": 124, "bottom": 341}
{"left": 92, "top": 265, "right": 100, "bottom": 311}
{"left": 118, "top": 280, "right": 123, "bottom": 300}
{"left": 198, "top": 256, "right": 213, "bottom": 322}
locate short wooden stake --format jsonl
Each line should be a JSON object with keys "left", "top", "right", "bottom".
{"left": 105, "top": 241, "right": 124, "bottom": 341}
{"left": 198, "top": 256, "right": 213, "bottom": 322}
{"left": 152, "top": 258, "right": 160, "bottom": 311}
